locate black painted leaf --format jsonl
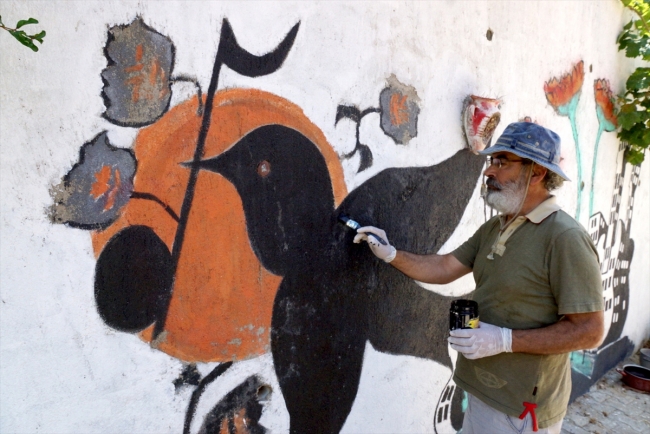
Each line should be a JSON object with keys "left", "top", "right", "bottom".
{"left": 49, "top": 132, "right": 136, "bottom": 229}
{"left": 218, "top": 19, "right": 299, "bottom": 78}
{"left": 356, "top": 144, "right": 373, "bottom": 173}
{"left": 173, "top": 364, "right": 201, "bottom": 391}
{"left": 102, "top": 17, "right": 174, "bottom": 127}
{"left": 335, "top": 105, "right": 361, "bottom": 124}
{"left": 95, "top": 226, "right": 173, "bottom": 333}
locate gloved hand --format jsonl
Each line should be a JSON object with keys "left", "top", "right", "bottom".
{"left": 353, "top": 226, "right": 397, "bottom": 263}
{"left": 448, "top": 321, "right": 512, "bottom": 359}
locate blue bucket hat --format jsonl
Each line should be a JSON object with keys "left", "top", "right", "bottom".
{"left": 479, "top": 122, "right": 570, "bottom": 181}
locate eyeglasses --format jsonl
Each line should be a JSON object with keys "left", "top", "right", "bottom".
{"left": 486, "top": 156, "right": 529, "bottom": 169}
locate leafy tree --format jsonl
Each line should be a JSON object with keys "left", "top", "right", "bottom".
{"left": 617, "top": 0, "right": 650, "bottom": 164}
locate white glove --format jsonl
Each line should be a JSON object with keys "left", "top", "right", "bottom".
{"left": 448, "top": 321, "right": 512, "bottom": 359}
{"left": 353, "top": 226, "right": 397, "bottom": 263}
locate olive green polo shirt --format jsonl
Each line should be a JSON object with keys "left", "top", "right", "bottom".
{"left": 451, "top": 196, "right": 603, "bottom": 428}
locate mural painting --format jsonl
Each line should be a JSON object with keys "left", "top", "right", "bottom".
{"left": 49, "top": 16, "right": 504, "bottom": 433}
{"left": 45, "top": 15, "right": 644, "bottom": 434}
{"left": 335, "top": 74, "right": 421, "bottom": 173}
{"left": 543, "top": 62, "right": 642, "bottom": 400}
{"left": 544, "top": 61, "right": 585, "bottom": 221}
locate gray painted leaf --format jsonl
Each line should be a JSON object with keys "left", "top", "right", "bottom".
{"left": 102, "top": 17, "right": 174, "bottom": 127}
{"left": 50, "top": 132, "right": 136, "bottom": 229}
{"left": 379, "top": 75, "right": 420, "bottom": 145}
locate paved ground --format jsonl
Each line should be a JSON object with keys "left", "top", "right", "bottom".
{"left": 562, "top": 351, "right": 650, "bottom": 434}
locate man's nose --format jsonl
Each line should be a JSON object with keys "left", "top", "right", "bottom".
{"left": 483, "top": 164, "right": 497, "bottom": 177}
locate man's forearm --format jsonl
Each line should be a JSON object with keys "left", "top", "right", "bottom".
{"left": 511, "top": 311, "right": 605, "bottom": 355}
{"left": 390, "top": 251, "right": 470, "bottom": 284}
{"left": 353, "top": 226, "right": 471, "bottom": 284}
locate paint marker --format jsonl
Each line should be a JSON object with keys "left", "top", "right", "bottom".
{"left": 337, "top": 213, "right": 388, "bottom": 245}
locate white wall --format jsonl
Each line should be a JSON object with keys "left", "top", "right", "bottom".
{"left": 1, "top": 1, "right": 648, "bottom": 433}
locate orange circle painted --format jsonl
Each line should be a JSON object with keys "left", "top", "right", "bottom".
{"left": 91, "top": 89, "right": 347, "bottom": 362}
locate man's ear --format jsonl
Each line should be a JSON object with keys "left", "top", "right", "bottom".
{"left": 529, "top": 163, "right": 548, "bottom": 186}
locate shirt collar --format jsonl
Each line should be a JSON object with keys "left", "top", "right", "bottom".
{"left": 525, "top": 195, "right": 560, "bottom": 224}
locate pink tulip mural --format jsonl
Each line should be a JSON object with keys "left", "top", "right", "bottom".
{"left": 591, "top": 79, "right": 618, "bottom": 216}
{"left": 544, "top": 60, "right": 585, "bottom": 220}
{"left": 542, "top": 65, "right": 641, "bottom": 401}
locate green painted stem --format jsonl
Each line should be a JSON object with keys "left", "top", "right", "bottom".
{"left": 569, "top": 111, "right": 582, "bottom": 222}
{"left": 590, "top": 125, "right": 604, "bottom": 218}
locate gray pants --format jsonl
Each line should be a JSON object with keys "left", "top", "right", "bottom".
{"left": 461, "top": 393, "right": 563, "bottom": 434}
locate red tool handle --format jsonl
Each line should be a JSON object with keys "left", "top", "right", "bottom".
{"left": 519, "top": 402, "right": 538, "bottom": 432}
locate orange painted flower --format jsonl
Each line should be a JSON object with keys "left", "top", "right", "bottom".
{"left": 102, "top": 18, "right": 173, "bottom": 127}
{"left": 389, "top": 93, "right": 410, "bottom": 126}
{"left": 379, "top": 74, "right": 420, "bottom": 144}
{"left": 90, "top": 165, "right": 113, "bottom": 199}
{"left": 90, "top": 165, "right": 123, "bottom": 212}
{"left": 594, "top": 79, "right": 617, "bottom": 130}
{"left": 50, "top": 132, "right": 136, "bottom": 229}
{"left": 544, "top": 61, "right": 585, "bottom": 113}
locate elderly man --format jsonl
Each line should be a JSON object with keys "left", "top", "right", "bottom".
{"left": 354, "top": 122, "right": 604, "bottom": 433}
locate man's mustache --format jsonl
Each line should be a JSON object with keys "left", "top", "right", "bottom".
{"left": 486, "top": 178, "right": 503, "bottom": 190}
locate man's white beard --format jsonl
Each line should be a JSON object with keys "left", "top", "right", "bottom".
{"left": 485, "top": 171, "right": 529, "bottom": 215}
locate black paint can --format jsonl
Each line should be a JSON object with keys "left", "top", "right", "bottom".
{"left": 450, "top": 300, "right": 479, "bottom": 330}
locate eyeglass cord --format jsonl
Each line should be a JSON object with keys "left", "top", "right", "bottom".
{"left": 487, "top": 164, "right": 534, "bottom": 260}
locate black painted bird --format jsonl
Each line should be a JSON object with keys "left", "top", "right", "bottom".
{"left": 194, "top": 124, "right": 486, "bottom": 433}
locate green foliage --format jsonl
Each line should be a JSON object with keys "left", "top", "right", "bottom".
{"left": 617, "top": 0, "right": 650, "bottom": 164}
{"left": 0, "top": 15, "right": 46, "bottom": 52}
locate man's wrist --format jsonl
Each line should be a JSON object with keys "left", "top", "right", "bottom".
{"left": 384, "top": 246, "right": 397, "bottom": 263}
{"left": 502, "top": 327, "right": 512, "bottom": 353}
